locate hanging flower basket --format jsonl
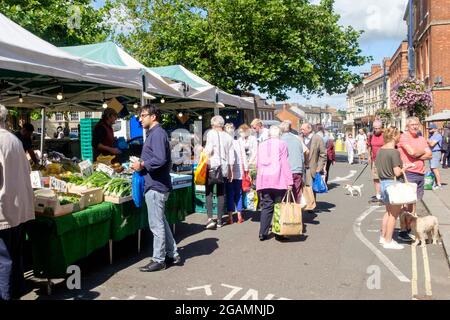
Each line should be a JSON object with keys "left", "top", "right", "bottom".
{"left": 391, "top": 78, "right": 432, "bottom": 120}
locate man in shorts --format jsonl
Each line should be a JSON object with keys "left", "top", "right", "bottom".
{"left": 397, "top": 116, "right": 432, "bottom": 242}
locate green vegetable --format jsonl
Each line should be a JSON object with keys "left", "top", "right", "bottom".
{"left": 82, "top": 171, "right": 111, "bottom": 188}
{"left": 103, "top": 177, "right": 132, "bottom": 197}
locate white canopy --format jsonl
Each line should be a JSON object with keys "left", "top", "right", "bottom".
{"left": 425, "top": 110, "right": 450, "bottom": 122}
{"left": 0, "top": 13, "right": 183, "bottom": 99}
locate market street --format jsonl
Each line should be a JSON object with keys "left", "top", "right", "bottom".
{"left": 22, "top": 154, "right": 450, "bottom": 300}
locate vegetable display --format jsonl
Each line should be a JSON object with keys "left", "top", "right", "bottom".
{"left": 81, "top": 171, "right": 110, "bottom": 188}
{"left": 103, "top": 178, "right": 132, "bottom": 197}
{"left": 58, "top": 195, "right": 81, "bottom": 205}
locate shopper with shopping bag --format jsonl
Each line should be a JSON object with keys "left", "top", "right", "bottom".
{"left": 272, "top": 189, "right": 303, "bottom": 238}
{"left": 256, "top": 125, "right": 293, "bottom": 241}
{"left": 376, "top": 127, "right": 414, "bottom": 250}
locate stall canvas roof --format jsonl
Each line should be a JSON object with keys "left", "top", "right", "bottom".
{"left": 0, "top": 14, "right": 184, "bottom": 111}
{"left": 59, "top": 42, "right": 254, "bottom": 110}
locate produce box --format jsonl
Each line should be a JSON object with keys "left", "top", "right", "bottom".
{"left": 34, "top": 190, "right": 81, "bottom": 217}
{"left": 78, "top": 187, "right": 104, "bottom": 208}
{"left": 104, "top": 195, "right": 133, "bottom": 204}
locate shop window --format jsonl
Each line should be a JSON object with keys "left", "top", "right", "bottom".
{"left": 70, "top": 112, "right": 79, "bottom": 121}
{"left": 85, "top": 112, "right": 92, "bottom": 119}
{"left": 55, "top": 112, "right": 63, "bottom": 121}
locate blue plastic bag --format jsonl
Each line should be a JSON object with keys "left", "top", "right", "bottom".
{"left": 132, "top": 171, "right": 145, "bottom": 207}
{"left": 312, "top": 172, "right": 328, "bottom": 193}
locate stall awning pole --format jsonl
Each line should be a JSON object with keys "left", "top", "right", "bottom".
{"left": 141, "top": 73, "right": 147, "bottom": 142}
{"left": 40, "top": 107, "right": 45, "bottom": 165}
{"left": 214, "top": 87, "right": 219, "bottom": 116}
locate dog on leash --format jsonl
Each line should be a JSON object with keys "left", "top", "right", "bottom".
{"left": 401, "top": 211, "right": 440, "bottom": 247}
{"left": 343, "top": 184, "right": 364, "bottom": 197}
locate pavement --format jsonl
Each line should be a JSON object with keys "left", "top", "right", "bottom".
{"left": 422, "top": 164, "right": 450, "bottom": 267}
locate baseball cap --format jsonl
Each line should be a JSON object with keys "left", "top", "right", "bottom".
{"left": 428, "top": 123, "right": 438, "bottom": 129}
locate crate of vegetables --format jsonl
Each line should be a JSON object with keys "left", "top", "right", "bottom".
{"left": 103, "top": 177, "right": 133, "bottom": 204}
{"left": 34, "top": 189, "right": 81, "bottom": 217}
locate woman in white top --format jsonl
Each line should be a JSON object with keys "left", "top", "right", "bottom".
{"left": 204, "top": 116, "right": 235, "bottom": 229}
{"left": 356, "top": 129, "right": 368, "bottom": 163}
{"left": 345, "top": 133, "right": 356, "bottom": 164}
{"left": 225, "top": 123, "right": 247, "bottom": 224}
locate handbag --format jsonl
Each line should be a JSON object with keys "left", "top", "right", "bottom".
{"left": 386, "top": 173, "right": 417, "bottom": 205}
{"left": 208, "top": 131, "right": 225, "bottom": 184}
{"left": 272, "top": 189, "right": 303, "bottom": 236}
{"left": 194, "top": 151, "right": 208, "bottom": 185}
{"left": 239, "top": 140, "right": 252, "bottom": 192}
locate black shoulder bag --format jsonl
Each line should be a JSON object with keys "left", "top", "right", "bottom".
{"left": 208, "top": 131, "right": 225, "bottom": 184}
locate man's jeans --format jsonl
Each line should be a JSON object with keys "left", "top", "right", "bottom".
{"left": 144, "top": 190, "right": 179, "bottom": 263}
{"left": 0, "top": 238, "right": 12, "bottom": 300}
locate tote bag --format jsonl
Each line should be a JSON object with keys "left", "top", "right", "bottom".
{"left": 194, "top": 152, "right": 208, "bottom": 185}
{"left": 272, "top": 189, "right": 303, "bottom": 236}
{"left": 386, "top": 173, "right": 417, "bottom": 205}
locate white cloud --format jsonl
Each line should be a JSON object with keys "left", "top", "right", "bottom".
{"left": 333, "top": 0, "right": 408, "bottom": 41}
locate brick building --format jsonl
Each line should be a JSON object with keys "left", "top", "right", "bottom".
{"left": 389, "top": 41, "right": 409, "bottom": 129}
{"left": 405, "top": 0, "right": 450, "bottom": 115}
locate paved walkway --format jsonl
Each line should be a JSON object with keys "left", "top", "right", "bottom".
{"left": 422, "top": 164, "right": 450, "bottom": 267}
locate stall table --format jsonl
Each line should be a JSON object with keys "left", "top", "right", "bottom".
{"left": 26, "top": 185, "right": 193, "bottom": 291}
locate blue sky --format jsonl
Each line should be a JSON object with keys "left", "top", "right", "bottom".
{"left": 93, "top": 0, "right": 409, "bottom": 109}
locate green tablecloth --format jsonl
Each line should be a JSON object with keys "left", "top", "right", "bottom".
{"left": 26, "top": 202, "right": 114, "bottom": 278}
{"left": 27, "top": 186, "right": 193, "bottom": 279}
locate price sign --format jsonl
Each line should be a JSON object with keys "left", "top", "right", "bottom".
{"left": 96, "top": 163, "right": 115, "bottom": 177}
{"left": 30, "top": 171, "right": 43, "bottom": 189}
{"left": 79, "top": 160, "right": 93, "bottom": 178}
{"left": 50, "top": 177, "right": 68, "bottom": 193}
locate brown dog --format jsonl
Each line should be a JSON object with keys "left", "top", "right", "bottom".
{"left": 401, "top": 212, "right": 440, "bottom": 247}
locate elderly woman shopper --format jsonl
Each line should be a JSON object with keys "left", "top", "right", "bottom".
{"left": 225, "top": 123, "right": 246, "bottom": 224}
{"left": 204, "top": 116, "right": 235, "bottom": 229}
{"left": 256, "top": 125, "right": 293, "bottom": 241}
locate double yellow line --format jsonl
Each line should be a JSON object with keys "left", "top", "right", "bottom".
{"left": 411, "top": 244, "right": 433, "bottom": 299}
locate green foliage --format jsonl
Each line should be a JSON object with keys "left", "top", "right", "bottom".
{"left": 375, "top": 108, "right": 392, "bottom": 122}
{"left": 106, "top": 0, "right": 371, "bottom": 100}
{"left": 0, "top": 0, "right": 110, "bottom": 46}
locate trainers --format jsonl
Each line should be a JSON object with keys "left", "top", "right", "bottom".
{"left": 376, "top": 194, "right": 381, "bottom": 200}
{"left": 433, "top": 185, "right": 443, "bottom": 190}
{"left": 398, "top": 231, "right": 414, "bottom": 242}
{"left": 217, "top": 223, "right": 223, "bottom": 228}
{"left": 383, "top": 240, "right": 404, "bottom": 250}
{"left": 379, "top": 236, "right": 386, "bottom": 245}
{"left": 206, "top": 219, "right": 217, "bottom": 229}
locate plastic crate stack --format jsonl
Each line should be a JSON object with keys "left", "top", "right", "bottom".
{"left": 194, "top": 184, "right": 217, "bottom": 214}
{"left": 80, "top": 118, "right": 100, "bottom": 162}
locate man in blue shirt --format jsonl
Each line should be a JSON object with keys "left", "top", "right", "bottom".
{"left": 132, "top": 104, "right": 180, "bottom": 272}
{"left": 427, "top": 123, "right": 443, "bottom": 189}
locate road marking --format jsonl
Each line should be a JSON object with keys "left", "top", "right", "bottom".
{"left": 353, "top": 206, "right": 410, "bottom": 283}
{"left": 329, "top": 170, "right": 357, "bottom": 183}
{"left": 421, "top": 245, "right": 433, "bottom": 297}
{"left": 221, "top": 284, "right": 243, "bottom": 300}
{"left": 187, "top": 285, "right": 213, "bottom": 296}
{"left": 367, "top": 229, "right": 380, "bottom": 232}
{"left": 411, "top": 245, "right": 418, "bottom": 299}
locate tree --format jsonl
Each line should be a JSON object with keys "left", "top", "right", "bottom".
{"left": 105, "top": 0, "right": 371, "bottom": 100}
{"left": 0, "top": 0, "right": 110, "bottom": 46}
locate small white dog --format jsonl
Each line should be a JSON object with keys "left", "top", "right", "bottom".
{"left": 344, "top": 184, "right": 364, "bottom": 197}
{"left": 402, "top": 212, "right": 440, "bottom": 247}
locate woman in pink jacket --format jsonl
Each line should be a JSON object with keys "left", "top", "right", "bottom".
{"left": 256, "top": 125, "right": 293, "bottom": 241}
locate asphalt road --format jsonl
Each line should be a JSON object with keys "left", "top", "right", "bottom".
{"left": 23, "top": 154, "right": 450, "bottom": 300}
